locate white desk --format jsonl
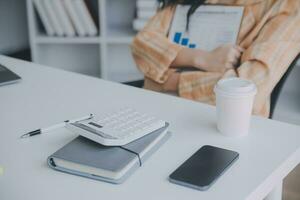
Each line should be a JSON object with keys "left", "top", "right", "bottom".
{"left": 1, "top": 55, "right": 300, "bottom": 200}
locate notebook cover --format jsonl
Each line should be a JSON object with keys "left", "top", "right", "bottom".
{"left": 48, "top": 123, "right": 170, "bottom": 184}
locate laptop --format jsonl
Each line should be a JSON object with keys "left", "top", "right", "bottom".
{"left": 0, "top": 64, "right": 21, "bottom": 86}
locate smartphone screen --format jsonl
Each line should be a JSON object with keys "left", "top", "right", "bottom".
{"left": 169, "top": 145, "right": 239, "bottom": 191}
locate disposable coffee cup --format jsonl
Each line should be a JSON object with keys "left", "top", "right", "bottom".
{"left": 214, "top": 78, "right": 257, "bottom": 137}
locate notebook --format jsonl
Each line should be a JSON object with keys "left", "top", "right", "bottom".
{"left": 48, "top": 123, "right": 170, "bottom": 184}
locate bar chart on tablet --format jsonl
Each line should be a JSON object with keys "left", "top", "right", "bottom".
{"left": 172, "top": 32, "right": 197, "bottom": 48}
{"left": 169, "top": 5, "right": 244, "bottom": 51}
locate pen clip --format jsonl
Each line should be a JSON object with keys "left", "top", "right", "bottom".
{"left": 65, "top": 113, "right": 94, "bottom": 124}
{"left": 20, "top": 129, "right": 41, "bottom": 138}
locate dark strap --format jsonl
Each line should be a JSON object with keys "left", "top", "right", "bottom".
{"left": 119, "top": 146, "right": 142, "bottom": 167}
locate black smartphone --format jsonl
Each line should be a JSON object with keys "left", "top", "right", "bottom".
{"left": 169, "top": 145, "right": 239, "bottom": 191}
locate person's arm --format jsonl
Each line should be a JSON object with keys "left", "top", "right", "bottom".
{"left": 147, "top": 43, "right": 244, "bottom": 93}
{"left": 162, "top": 44, "right": 244, "bottom": 92}
{"left": 131, "top": 6, "right": 243, "bottom": 84}
{"left": 131, "top": 6, "right": 183, "bottom": 84}
{"left": 143, "top": 70, "right": 180, "bottom": 93}
{"left": 172, "top": 45, "right": 244, "bottom": 73}
{"left": 178, "top": 0, "right": 300, "bottom": 116}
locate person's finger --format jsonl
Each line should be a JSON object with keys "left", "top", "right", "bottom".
{"left": 230, "top": 48, "right": 241, "bottom": 61}
{"left": 233, "top": 50, "right": 241, "bottom": 60}
{"left": 228, "top": 51, "right": 239, "bottom": 63}
{"left": 225, "top": 62, "right": 234, "bottom": 69}
{"left": 234, "top": 45, "right": 245, "bottom": 53}
{"left": 232, "top": 59, "right": 239, "bottom": 66}
{"left": 227, "top": 56, "right": 238, "bottom": 66}
{"left": 228, "top": 52, "right": 240, "bottom": 66}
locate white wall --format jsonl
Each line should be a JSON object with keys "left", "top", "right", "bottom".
{"left": 0, "top": 0, "right": 29, "bottom": 54}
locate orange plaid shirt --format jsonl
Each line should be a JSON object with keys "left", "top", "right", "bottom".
{"left": 131, "top": 0, "right": 300, "bottom": 117}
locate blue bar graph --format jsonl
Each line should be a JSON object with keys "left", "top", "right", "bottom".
{"left": 173, "top": 32, "right": 182, "bottom": 44}
{"left": 189, "top": 44, "right": 196, "bottom": 48}
{"left": 173, "top": 32, "right": 196, "bottom": 49}
{"left": 181, "top": 38, "right": 189, "bottom": 46}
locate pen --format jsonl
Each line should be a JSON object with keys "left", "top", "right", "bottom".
{"left": 20, "top": 114, "right": 94, "bottom": 138}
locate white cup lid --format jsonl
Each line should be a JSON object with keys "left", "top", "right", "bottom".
{"left": 214, "top": 78, "right": 257, "bottom": 97}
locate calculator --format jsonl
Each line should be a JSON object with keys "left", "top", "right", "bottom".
{"left": 66, "top": 108, "right": 166, "bottom": 146}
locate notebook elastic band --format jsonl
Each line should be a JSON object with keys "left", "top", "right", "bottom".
{"left": 120, "top": 147, "right": 142, "bottom": 167}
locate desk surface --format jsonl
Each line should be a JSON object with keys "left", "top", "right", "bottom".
{"left": 1, "top": 55, "right": 300, "bottom": 200}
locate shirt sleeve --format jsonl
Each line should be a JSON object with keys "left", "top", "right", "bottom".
{"left": 131, "top": 6, "right": 183, "bottom": 84}
{"left": 179, "top": 1, "right": 300, "bottom": 116}
{"left": 178, "top": 70, "right": 236, "bottom": 105}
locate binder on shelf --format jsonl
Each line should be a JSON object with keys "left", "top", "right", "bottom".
{"left": 48, "top": 123, "right": 171, "bottom": 184}
{"left": 43, "top": 0, "right": 64, "bottom": 36}
{"left": 33, "top": 0, "right": 55, "bottom": 36}
{"left": 63, "top": 0, "right": 87, "bottom": 36}
{"left": 73, "top": 0, "right": 98, "bottom": 36}
{"left": 52, "top": 0, "right": 76, "bottom": 36}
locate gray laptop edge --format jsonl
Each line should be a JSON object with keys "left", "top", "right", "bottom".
{"left": 0, "top": 64, "right": 21, "bottom": 86}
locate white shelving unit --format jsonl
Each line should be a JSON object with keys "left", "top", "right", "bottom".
{"left": 26, "top": 0, "right": 143, "bottom": 82}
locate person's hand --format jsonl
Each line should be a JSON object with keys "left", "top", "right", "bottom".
{"left": 194, "top": 44, "right": 244, "bottom": 73}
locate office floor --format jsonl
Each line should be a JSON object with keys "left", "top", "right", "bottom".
{"left": 284, "top": 164, "right": 300, "bottom": 200}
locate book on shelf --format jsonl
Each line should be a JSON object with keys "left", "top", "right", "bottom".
{"left": 84, "top": 0, "right": 99, "bottom": 29}
{"left": 33, "top": 0, "right": 99, "bottom": 37}
{"left": 43, "top": 0, "right": 65, "bottom": 36}
{"left": 33, "top": 0, "right": 55, "bottom": 36}
{"left": 73, "top": 0, "right": 98, "bottom": 36}
{"left": 63, "top": 0, "right": 87, "bottom": 36}
{"left": 52, "top": 0, "right": 76, "bottom": 36}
